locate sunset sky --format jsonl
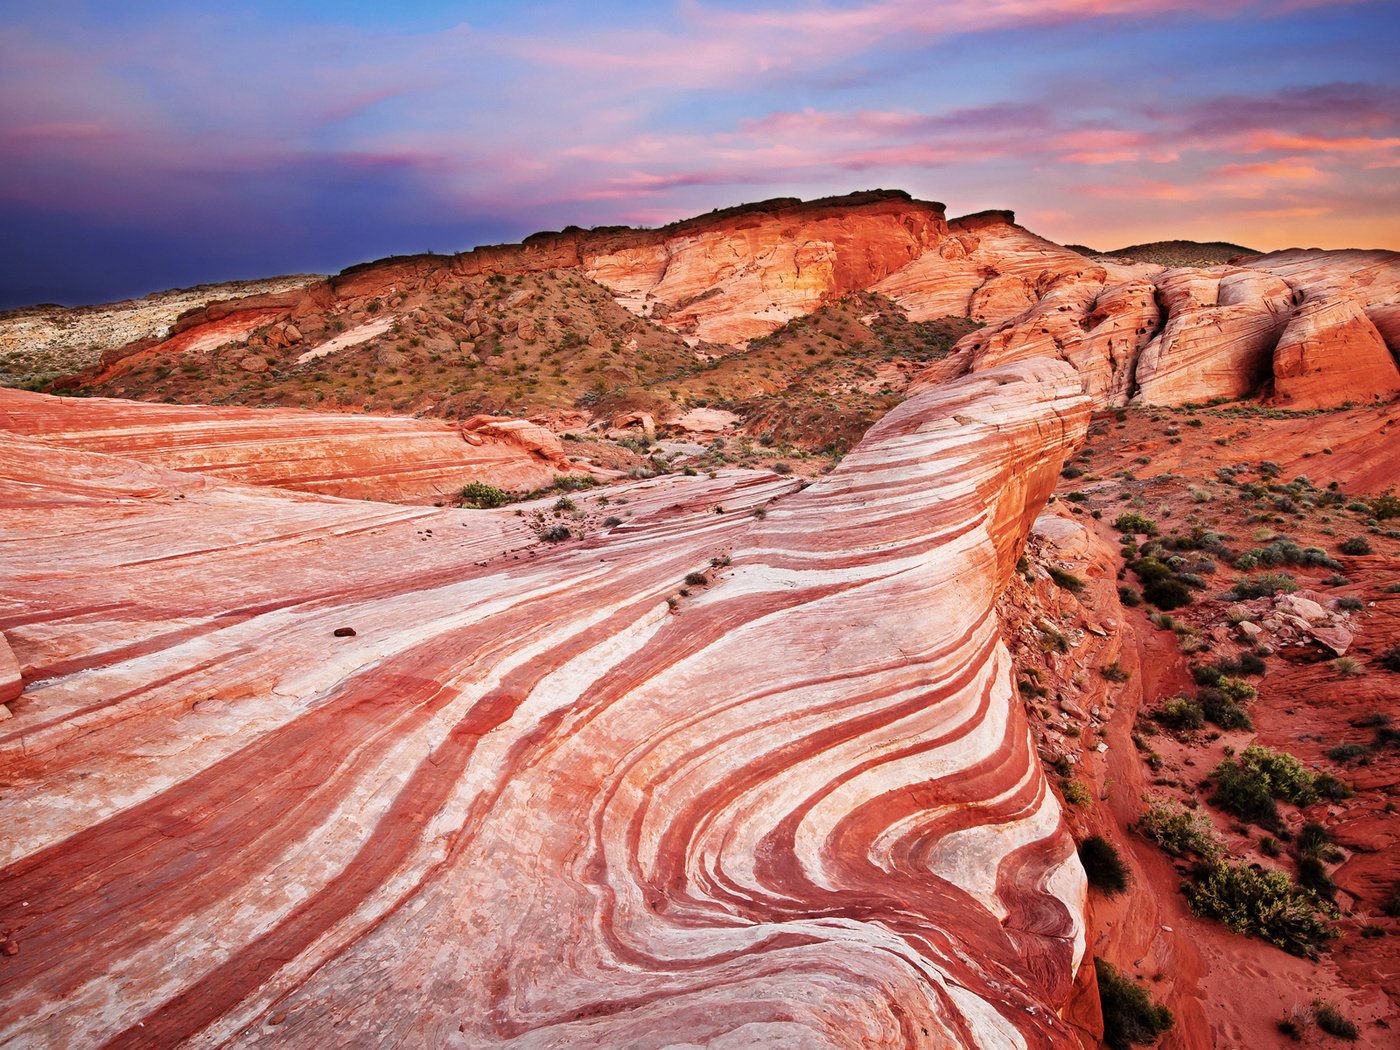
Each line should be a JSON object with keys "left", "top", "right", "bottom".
{"left": 3, "top": 0, "right": 1398, "bottom": 307}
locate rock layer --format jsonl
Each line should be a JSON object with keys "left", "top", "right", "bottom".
{"left": 0, "top": 360, "right": 1089, "bottom": 1048}
{"left": 954, "top": 247, "right": 1400, "bottom": 409}
{"left": 0, "top": 388, "right": 581, "bottom": 501}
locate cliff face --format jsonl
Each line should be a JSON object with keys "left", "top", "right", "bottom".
{"left": 958, "top": 248, "right": 1400, "bottom": 409}
{"left": 0, "top": 359, "right": 1089, "bottom": 1048}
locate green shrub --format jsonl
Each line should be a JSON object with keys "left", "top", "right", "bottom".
{"left": 1185, "top": 861, "right": 1338, "bottom": 956}
{"left": 459, "top": 481, "right": 511, "bottom": 508}
{"left": 1378, "top": 646, "right": 1400, "bottom": 673}
{"left": 1143, "top": 577, "right": 1193, "bottom": 609}
{"left": 1153, "top": 695, "right": 1205, "bottom": 731}
{"left": 1231, "top": 572, "right": 1299, "bottom": 599}
{"left": 1061, "top": 778, "right": 1093, "bottom": 807}
{"left": 1118, "top": 584, "right": 1142, "bottom": 606}
{"left": 1079, "top": 835, "right": 1131, "bottom": 896}
{"left": 1049, "top": 566, "right": 1086, "bottom": 592}
{"left": 1102, "top": 661, "right": 1131, "bottom": 683}
{"left": 1199, "top": 688, "right": 1253, "bottom": 731}
{"left": 1137, "top": 799, "right": 1219, "bottom": 858}
{"left": 1326, "top": 742, "right": 1368, "bottom": 764}
{"left": 1115, "top": 512, "right": 1158, "bottom": 536}
{"left": 1339, "top": 536, "right": 1372, "bottom": 556}
{"left": 1096, "top": 959, "right": 1174, "bottom": 1049}
{"left": 1210, "top": 745, "right": 1317, "bottom": 826}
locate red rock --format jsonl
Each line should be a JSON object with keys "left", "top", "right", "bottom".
{"left": 1134, "top": 267, "right": 1292, "bottom": 404}
{"left": 0, "top": 388, "right": 579, "bottom": 502}
{"left": 0, "top": 359, "right": 1091, "bottom": 1049}
{"left": 1272, "top": 288, "right": 1400, "bottom": 408}
{"left": 0, "top": 634, "right": 20, "bottom": 705}
{"left": 1307, "top": 625, "right": 1353, "bottom": 656}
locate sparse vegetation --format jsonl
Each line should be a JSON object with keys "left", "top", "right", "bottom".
{"left": 1079, "top": 836, "right": 1131, "bottom": 896}
{"left": 1185, "top": 861, "right": 1338, "bottom": 956}
{"left": 1312, "top": 1001, "right": 1359, "bottom": 1040}
{"left": 1095, "top": 959, "right": 1174, "bottom": 1049}
{"left": 1137, "top": 798, "right": 1219, "bottom": 858}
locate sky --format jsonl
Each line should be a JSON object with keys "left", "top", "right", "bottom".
{"left": 2, "top": 0, "right": 1398, "bottom": 308}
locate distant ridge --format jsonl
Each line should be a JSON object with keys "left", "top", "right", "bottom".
{"left": 1068, "top": 239, "right": 1258, "bottom": 267}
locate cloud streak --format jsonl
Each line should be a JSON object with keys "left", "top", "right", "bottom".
{"left": 0, "top": 0, "right": 1396, "bottom": 304}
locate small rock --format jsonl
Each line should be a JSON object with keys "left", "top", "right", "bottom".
{"left": 0, "top": 704, "right": 11, "bottom": 722}
{"left": 333, "top": 627, "right": 357, "bottom": 638}
{"left": 238, "top": 354, "right": 270, "bottom": 373}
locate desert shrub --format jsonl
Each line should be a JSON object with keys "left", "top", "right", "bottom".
{"left": 1234, "top": 538, "right": 1341, "bottom": 571}
{"left": 1096, "top": 959, "right": 1174, "bottom": 1049}
{"left": 1210, "top": 745, "right": 1318, "bottom": 827}
{"left": 1102, "top": 661, "right": 1131, "bottom": 683}
{"left": 1334, "top": 595, "right": 1363, "bottom": 610}
{"left": 1185, "top": 861, "right": 1338, "bottom": 956}
{"left": 1296, "top": 855, "right": 1336, "bottom": 900}
{"left": 1313, "top": 774, "right": 1353, "bottom": 801}
{"left": 1115, "top": 512, "right": 1158, "bottom": 536}
{"left": 1154, "top": 696, "right": 1204, "bottom": 731}
{"left": 1313, "top": 1001, "right": 1359, "bottom": 1040}
{"left": 551, "top": 473, "right": 600, "bottom": 492}
{"left": 602, "top": 515, "right": 623, "bottom": 527}
{"left": 1079, "top": 836, "right": 1131, "bottom": 895}
{"left": 1339, "top": 536, "right": 1372, "bottom": 556}
{"left": 540, "top": 525, "right": 572, "bottom": 542}
{"left": 684, "top": 572, "right": 708, "bottom": 587}
{"left": 1325, "top": 742, "right": 1368, "bottom": 764}
{"left": 1199, "top": 688, "right": 1253, "bottom": 731}
{"left": 1378, "top": 646, "right": 1400, "bottom": 673}
{"left": 1371, "top": 493, "right": 1400, "bottom": 519}
{"left": 1230, "top": 572, "right": 1299, "bottom": 599}
{"left": 1118, "top": 585, "right": 1142, "bottom": 607}
{"left": 1049, "top": 566, "right": 1086, "bottom": 592}
{"left": 459, "top": 481, "right": 511, "bottom": 508}
{"left": 1143, "top": 576, "right": 1193, "bottom": 610}
{"left": 1137, "top": 799, "right": 1219, "bottom": 858}
{"left": 1061, "top": 779, "right": 1093, "bottom": 806}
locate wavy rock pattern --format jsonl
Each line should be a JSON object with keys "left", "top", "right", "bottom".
{"left": 953, "top": 248, "right": 1400, "bottom": 410}
{"left": 0, "top": 359, "right": 1088, "bottom": 1049}
{"left": 0, "top": 388, "right": 579, "bottom": 501}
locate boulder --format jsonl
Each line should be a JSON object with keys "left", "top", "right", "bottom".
{"left": 1276, "top": 593, "right": 1328, "bottom": 624}
{"left": 1308, "top": 625, "right": 1353, "bottom": 656}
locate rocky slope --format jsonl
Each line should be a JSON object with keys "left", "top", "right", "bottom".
{"left": 27, "top": 191, "right": 1397, "bottom": 435}
{"left": 0, "top": 359, "right": 1092, "bottom": 1048}
{"left": 0, "top": 273, "right": 320, "bottom": 389}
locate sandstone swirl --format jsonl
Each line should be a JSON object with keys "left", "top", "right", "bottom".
{"left": 0, "top": 388, "right": 579, "bottom": 502}
{"left": 0, "top": 360, "right": 1088, "bottom": 1048}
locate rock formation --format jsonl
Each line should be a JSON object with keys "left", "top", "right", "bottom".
{"left": 6, "top": 189, "right": 1400, "bottom": 1048}
{"left": 0, "top": 388, "right": 583, "bottom": 502}
{"left": 0, "top": 359, "right": 1089, "bottom": 1048}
